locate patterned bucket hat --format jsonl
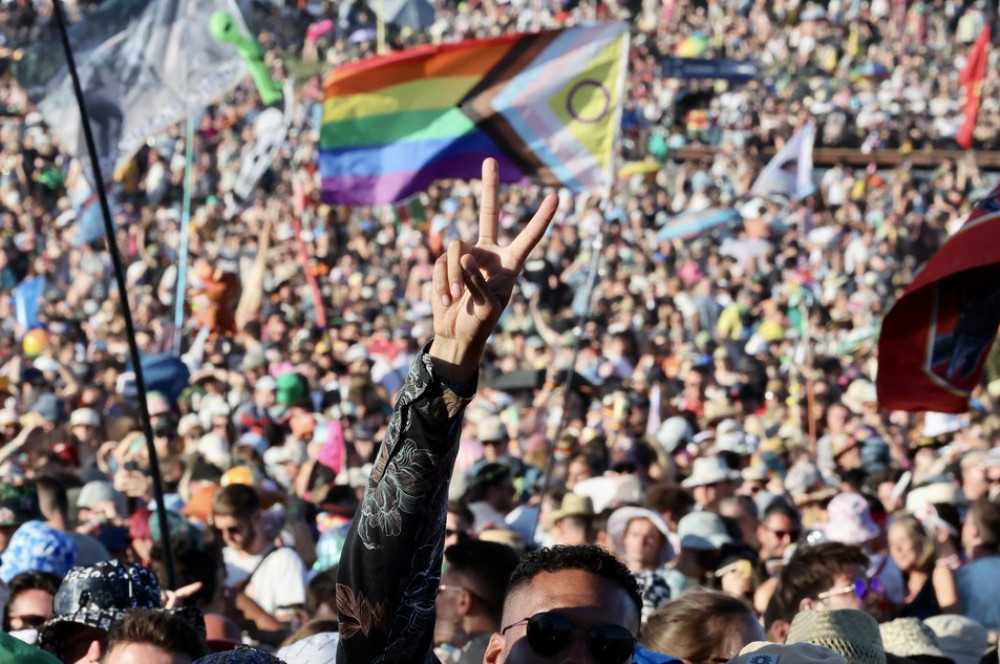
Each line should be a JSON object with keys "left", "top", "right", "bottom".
{"left": 38, "top": 559, "right": 202, "bottom": 654}
{"left": 194, "top": 646, "right": 288, "bottom": 663}
{"left": 0, "top": 520, "right": 77, "bottom": 583}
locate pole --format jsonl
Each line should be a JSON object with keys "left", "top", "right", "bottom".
{"left": 173, "top": 114, "right": 196, "bottom": 354}
{"left": 802, "top": 307, "right": 818, "bottom": 457}
{"left": 529, "top": 229, "right": 604, "bottom": 544}
{"left": 376, "top": 0, "right": 387, "bottom": 55}
{"left": 292, "top": 172, "right": 327, "bottom": 329}
{"left": 52, "top": 0, "right": 177, "bottom": 589}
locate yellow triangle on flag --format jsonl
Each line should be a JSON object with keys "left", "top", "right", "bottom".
{"left": 546, "top": 33, "right": 625, "bottom": 175}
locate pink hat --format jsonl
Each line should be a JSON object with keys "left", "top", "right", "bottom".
{"left": 678, "top": 260, "right": 704, "bottom": 286}
{"left": 824, "top": 493, "right": 881, "bottom": 545}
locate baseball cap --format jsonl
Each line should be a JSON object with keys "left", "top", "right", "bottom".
{"left": 240, "top": 349, "right": 267, "bottom": 372}
{"left": 30, "top": 393, "right": 65, "bottom": 424}
{"left": 69, "top": 408, "right": 101, "bottom": 428}
{"left": 255, "top": 375, "right": 277, "bottom": 392}
{"left": 730, "top": 642, "right": 847, "bottom": 664}
{"left": 276, "top": 373, "right": 309, "bottom": 407}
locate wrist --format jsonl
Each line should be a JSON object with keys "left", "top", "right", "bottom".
{"left": 429, "top": 337, "right": 482, "bottom": 383}
{"left": 432, "top": 368, "right": 476, "bottom": 399}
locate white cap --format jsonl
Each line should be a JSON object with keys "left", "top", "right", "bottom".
{"left": 69, "top": 408, "right": 101, "bottom": 428}
{"left": 177, "top": 413, "right": 203, "bottom": 438}
{"left": 197, "top": 433, "right": 230, "bottom": 468}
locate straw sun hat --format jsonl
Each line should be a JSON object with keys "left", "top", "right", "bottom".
{"left": 786, "top": 610, "right": 886, "bottom": 664}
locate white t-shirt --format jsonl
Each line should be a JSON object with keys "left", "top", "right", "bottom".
{"left": 223, "top": 546, "right": 307, "bottom": 616}
{"left": 467, "top": 501, "right": 511, "bottom": 533}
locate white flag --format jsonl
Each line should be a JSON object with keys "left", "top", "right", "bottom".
{"left": 16, "top": 0, "right": 249, "bottom": 181}
{"left": 750, "top": 121, "right": 816, "bottom": 199}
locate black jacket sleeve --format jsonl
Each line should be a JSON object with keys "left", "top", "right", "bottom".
{"left": 337, "top": 345, "right": 472, "bottom": 664}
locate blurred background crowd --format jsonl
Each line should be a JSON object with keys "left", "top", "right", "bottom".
{"left": 0, "top": 0, "right": 998, "bottom": 663}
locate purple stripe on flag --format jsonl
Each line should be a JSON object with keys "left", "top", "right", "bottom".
{"left": 321, "top": 152, "right": 526, "bottom": 205}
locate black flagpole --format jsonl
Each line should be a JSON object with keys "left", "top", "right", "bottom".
{"left": 52, "top": 0, "right": 177, "bottom": 589}
{"left": 529, "top": 228, "right": 604, "bottom": 545}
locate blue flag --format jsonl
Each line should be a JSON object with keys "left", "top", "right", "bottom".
{"left": 13, "top": 277, "right": 44, "bottom": 331}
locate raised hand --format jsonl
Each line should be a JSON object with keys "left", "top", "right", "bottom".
{"left": 429, "top": 158, "right": 557, "bottom": 382}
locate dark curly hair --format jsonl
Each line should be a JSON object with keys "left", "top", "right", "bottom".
{"left": 506, "top": 545, "right": 642, "bottom": 615}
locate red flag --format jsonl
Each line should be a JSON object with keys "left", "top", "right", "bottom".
{"left": 957, "top": 26, "right": 990, "bottom": 149}
{"left": 877, "top": 186, "right": 1000, "bottom": 412}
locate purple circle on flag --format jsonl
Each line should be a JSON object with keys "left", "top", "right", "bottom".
{"left": 566, "top": 79, "right": 610, "bottom": 124}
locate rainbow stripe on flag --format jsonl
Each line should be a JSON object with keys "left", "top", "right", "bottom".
{"left": 320, "top": 23, "right": 629, "bottom": 206}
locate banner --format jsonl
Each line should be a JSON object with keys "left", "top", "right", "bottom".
{"left": 749, "top": 121, "right": 816, "bottom": 200}
{"left": 365, "top": 0, "right": 435, "bottom": 30}
{"left": 957, "top": 26, "right": 990, "bottom": 150}
{"left": 320, "top": 22, "right": 630, "bottom": 205}
{"left": 656, "top": 208, "right": 739, "bottom": 242}
{"left": 876, "top": 185, "right": 1000, "bottom": 412}
{"left": 13, "top": 277, "right": 44, "bottom": 331}
{"left": 393, "top": 197, "right": 427, "bottom": 231}
{"left": 15, "top": 0, "right": 249, "bottom": 181}
{"left": 230, "top": 81, "right": 294, "bottom": 204}
{"left": 660, "top": 57, "right": 758, "bottom": 82}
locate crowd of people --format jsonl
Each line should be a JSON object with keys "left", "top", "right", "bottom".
{"left": 0, "top": 0, "right": 997, "bottom": 663}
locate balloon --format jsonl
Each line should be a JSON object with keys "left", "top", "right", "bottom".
{"left": 22, "top": 329, "right": 47, "bottom": 358}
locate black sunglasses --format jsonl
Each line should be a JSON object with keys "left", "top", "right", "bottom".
{"left": 10, "top": 613, "right": 49, "bottom": 628}
{"left": 501, "top": 612, "right": 636, "bottom": 664}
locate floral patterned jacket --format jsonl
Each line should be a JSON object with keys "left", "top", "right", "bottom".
{"left": 337, "top": 347, "right": 472, "bottom": 664}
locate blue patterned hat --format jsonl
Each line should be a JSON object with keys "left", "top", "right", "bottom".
{"left": 0, "top": 521, "right": 76, "bottom": 583}
{"left": 39, "top": 559, "right": 205, "bottom": 656}
{"left": 52, "top": 559, "right": 162, "bottom": 617}
{"left": 194, "top": 646, "right": 287, "bottom": 663}
{"left": 38, "top": 559, "right": 164, "bottom": 655}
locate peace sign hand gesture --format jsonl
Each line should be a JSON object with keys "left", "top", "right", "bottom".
{"left": 429, "top": 158, "right": 557, "bottom": 383}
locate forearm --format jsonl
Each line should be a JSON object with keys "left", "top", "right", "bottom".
{"left": 337, "top": 344, "right": 472, "bottom": 664}
{"left": 0, "top": 436, "right": 25, "bottom": 464}
{"left": 57, "top": 365, "right": 81, "bottom": 401}
{"left": 230, "top": 589, "right": 287, "bottom": 636}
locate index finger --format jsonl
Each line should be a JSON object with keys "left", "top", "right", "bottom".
{"left": 505, "top": 193, "right": 558, "bottom": 268}
{"left": 477, "top": 158, "right": 499, "bottom": 246}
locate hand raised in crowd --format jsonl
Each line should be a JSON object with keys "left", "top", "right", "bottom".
{"left": 429, "top": 157, "right": 557, "bottom": 383}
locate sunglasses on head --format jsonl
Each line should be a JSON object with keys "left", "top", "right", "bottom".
{"left": 501, "top": 612, "right": 636, "bottom": 664}
{"left": 816, "top": 576, "right": 884, "bottom": 601}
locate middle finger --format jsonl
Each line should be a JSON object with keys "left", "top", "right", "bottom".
{"left": 447, "top": 239, "right": 470, "bottom": 301}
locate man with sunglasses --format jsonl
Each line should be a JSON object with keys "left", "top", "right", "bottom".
{"left": 756, "top": 502, "right": 802, "bottom": 578}
{"left": 211, "top": 483, "right": 306, "bottom": 622}
{"left": 484, "top": 546, "right": 641, "bottom": 664}
{"left": 336, "top": 160, "right": 642, "bottom": 664}
{"left": 769, "top": 542, "right": 878, "bottom": 642}
{"left": 2, "top": 570, "right": 59, "bottom": 638}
